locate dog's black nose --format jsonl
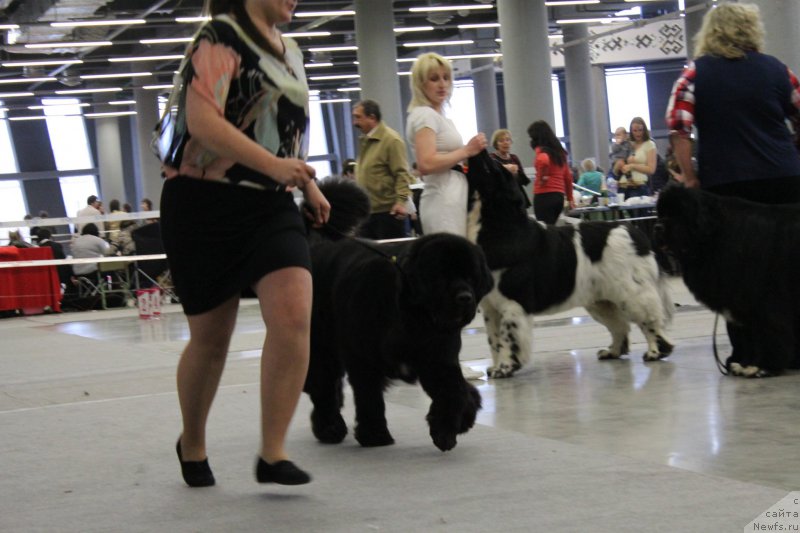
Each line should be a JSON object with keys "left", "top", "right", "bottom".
{"left": 456, "top": 290, "right": 474, "bottom": 307}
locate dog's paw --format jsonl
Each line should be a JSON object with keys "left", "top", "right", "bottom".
{"left": 487, "top": 362, "right": 519, "bottom": 378}
{"left": 354, "top": 425, "right": 395, "bottom": 447}
{"left": 656, "top": 335, "right": 674, "bottom": 357}
{"left": 310, "top": 410, "right": 348, "bottom": 444}
{"left": 430, "top": 429, "right": 458, "bottom": 452}
{"left": 597, "top": 349, "right": 622, "bottom": 360}
{"left": 728, "top": 362, "right": 775, "bottom": 378}
{"left": 642, "top": 349, "right": 662, "bottom": 362}
{"left": 458, "top": 385, "right": 482, "bottom": 434}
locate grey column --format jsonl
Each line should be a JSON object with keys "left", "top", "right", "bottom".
{"left": 562, "top": 23, "right": 598, "bottom": 165}
{"left": 94, "top": 116, "right": 126, "bottom": 205}
{"left": 591, "top": 65, "right": 612, "bottom": 171}
{"left": 684, "top": 0, "right": 709, "bottom": 60}
{"left": 354, "top": 0, "right": 403, "bottom": 134}
{"left": 133, "top": 87, "right": 164, "bottom": 209}
{"left": 498, "top": 0, "right": 554, "bottom": 164}
{"left": 471, "top": 57, "right": 500, "bottom": 138}
{"left": 751, "top": 0, "right": 800, "bottom": 72}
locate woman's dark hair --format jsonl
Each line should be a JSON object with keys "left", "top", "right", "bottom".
{"left": 205, "top": 0, "right": 284, "bottom": 61}
{"left": 527, "top": 120, "right": 566, "bottom": 167}
{"left": 82, "top": 223, "right": 100, "bottom": 237}
{"left": 109, "top": 199, "right": 120, "bottom": 212}
{"left": 37, "top": 228, "right": 52, "bottom": 240}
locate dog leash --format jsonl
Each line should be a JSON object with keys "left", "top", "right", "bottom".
{"left": 712, "top": 313, "right": 729, "bottom": 376}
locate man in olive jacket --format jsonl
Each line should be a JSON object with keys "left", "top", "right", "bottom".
{"left": 352, "top": 99, "right": 413, "bottom": 239}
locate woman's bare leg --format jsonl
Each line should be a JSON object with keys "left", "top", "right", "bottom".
{"left": 176, "top": 294, "right": 240, "bottom": 461}
{"left": 252, "top": 267, "right": 312, "bottom": 463}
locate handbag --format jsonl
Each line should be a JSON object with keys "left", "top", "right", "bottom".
{"left": 150, "top": 54, "right": 191, "bottom": 167}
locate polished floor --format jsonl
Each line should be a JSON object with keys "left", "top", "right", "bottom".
{"left": 1, "top": 277, "right": 798, "bottom": 532}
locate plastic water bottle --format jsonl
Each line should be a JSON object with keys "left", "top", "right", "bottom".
{"left": 606, "top": 177, "right": 619, "bottom": 203}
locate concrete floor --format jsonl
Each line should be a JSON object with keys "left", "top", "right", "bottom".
{"left": 1, "top": 276, "right": 798, "bottom": 532}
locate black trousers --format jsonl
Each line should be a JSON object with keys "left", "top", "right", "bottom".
{"left": 358, "top": 212, "right": 407, "bottom": 240}
{"left": 533, "top": 192, "right": 564, "bottom": 225}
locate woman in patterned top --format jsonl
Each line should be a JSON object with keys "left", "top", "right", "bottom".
{"left": 161, "top": 0, "right": 329, "bottom": 488}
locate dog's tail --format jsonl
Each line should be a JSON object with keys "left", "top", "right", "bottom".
{"left": 303, "top": 177, "right": 371, "bottom": 240}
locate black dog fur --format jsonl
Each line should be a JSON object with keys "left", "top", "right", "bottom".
{"left": 303, "top": 178, "right": 494, "bottom": 451}
{"left": 655, "top": 185, "right": 800, "bottom": 377}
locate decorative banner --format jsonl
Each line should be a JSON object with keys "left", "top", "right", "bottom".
{"left": 551, "top": 19, "right": 687, "bottom": 68}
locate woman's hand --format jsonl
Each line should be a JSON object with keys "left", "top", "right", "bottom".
{"left": 464, "top": 133, "right": 488, "bottom": 157}
{"left": 271, "top": 158, "right": 317, "bottom": 188}
{"left": 503, "top": 163, "right": 519, "bottom": 174}
{"left": 302, "top": 180, "right": 330, "bottom": 226}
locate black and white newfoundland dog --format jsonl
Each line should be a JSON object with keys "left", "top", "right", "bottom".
{"left": 466, "top": 151, "right": 674, "bottom": 378}
{"left": 655, "top": 185, "right": 800, "bottom": 377}
{"left": 302, "top": 179, "right": 493, "bottom": 451}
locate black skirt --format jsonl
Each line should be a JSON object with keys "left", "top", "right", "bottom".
{"left": 160, "top": 176, "right": 310, "bottom": 316}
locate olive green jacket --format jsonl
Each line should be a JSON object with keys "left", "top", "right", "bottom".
{"left": 356, "top": 122, "right": 413, "bottom": 214}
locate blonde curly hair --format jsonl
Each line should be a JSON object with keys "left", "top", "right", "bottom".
{"left": 694, "top": 2, "right": 764, "bottom": 60}
{"left": 407, "top": 52, "right": 452, "bottom": 111}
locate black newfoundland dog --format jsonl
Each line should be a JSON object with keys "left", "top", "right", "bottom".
{"left": 466, "top": 151, "right": 674, "bottom": 378}
{"left": 303, "top": 179, "right": 493, "bottom": 451}
{"left": 656, "top": 185, "right": 800, "bottom": 377}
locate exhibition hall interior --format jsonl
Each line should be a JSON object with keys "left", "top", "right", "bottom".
{"left": 1, "top": 1, "right": 799, "bottom": 531}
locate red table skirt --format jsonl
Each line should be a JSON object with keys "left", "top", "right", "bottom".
{"left": 0, "top": 246, "right": 62, "bottom": 313}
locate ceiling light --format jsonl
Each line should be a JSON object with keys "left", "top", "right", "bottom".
{"left": 9, "top": 116, "right": 51, "bottom": 121}
{"left": 80, "top": 72, "right": 152, "bottom": 80}
{"left": 394, "top": 26, "right": 435, "bottom": 33}
{"left": 409, "top": 5, "right": 493, "bottom": 12}
{"left": 444, "top": 53, "right": 502, "bottom": 60}
{"left": 0, "top": 24, "right": 20, "bottom": 30}
{"left": 0, "top": 77, "right": 56, "bottom": 84}
{"left": 176, "top": 16, "right": 210, "bottom": 23}
{"left": 55, "top": 87, "right": 122, "bottom": 95}
{"left": 403, "top": 40, "right": 474, "bottom": 47}
{"left": 85, "top": 111, "right": 138, "bottom": 118}
{"left": 109, "top": 100, "right": 136, "bottom": 105}
{"left": 545, "top": 0, "right": 600, "bottom": 5}
{"left": 0, "top": 92, "right": 34, "bottom": 98}
{"left": 25, "top": 41, "right": 113, "bottom": 49}
{"left": 337, "top": 87, "right": 361, "bottom": 92}
{"left": 50, "top": 19, "right": 146, "bottom": 28}
{"left": 308, "top": 74, "right": 360, "bottom": 81}
{"left": 139, "top": 37, "right": 193, "bottom": 44}
{"left": 284, "top": 31, "right": 331, "bottom": 38}
{"left": 556, "top": 17, "right": 631, "bottom": 24}
{"left": 108, "top": 55, "right": 184, "bottom": 63}
{"left": 458, "top": 23, "right": 500, "bottom": 29}
{"left": 314, "top": 98, "right": 351, "bottom": 104}
{"left": 308, "top": 46, "right": 358, "bottom": 53}
{"left": 29, "top": 103, "right": 89, "bottom": 110}
{"left": 2, "top": 59, "right": 84, "bottom": 67}
{"left": 304, "top": 63, "right": 333, "bottom": 68}
{"left": 143, "top": 84, "right": 174, "bottom": 90}
{"left": 295, "top": 11, "right": 355, "bottom": 17}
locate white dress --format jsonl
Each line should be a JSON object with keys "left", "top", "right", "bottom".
{"left": 406, "top": 106, "right": 467, "bottom": 237}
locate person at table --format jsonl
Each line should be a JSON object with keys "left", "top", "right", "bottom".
{"left": 7, "top": 230, "right": 33, "bottom": 248}
{"left": 577, "top": 158, "right": 604, "bottom": 194}
{"left": 619, "top": 117, "right": 656, "bottom": 199}
{"left": 37, "top": 228, "right": 71, "bottom": 286}
{"left": 70, "top": 223, "right": 113, "bottom": 278}
{"left": 75, "top": 195, "right": 104, "bottom": 234}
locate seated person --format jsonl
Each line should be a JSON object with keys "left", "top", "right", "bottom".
{"left": 111, "top": 220, "right": 137, "bottom": 256}
{"left": 36, "top": 229, "right": 71, "bottom": 286}
{"left": 71, "top": 223, "right": 113, "bottom": 277}
{"left": 577, "top": 158, "right": 604, "bottom": 194}
{"left": 7, "top": 230, "right": 33, "bottom": 248}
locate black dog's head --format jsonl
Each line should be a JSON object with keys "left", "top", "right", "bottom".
{"left": 303, "top": 177, "right": 371, "bottom": 240}
{"left": 400, "top": 233, "right": 493, "bottom": 330}
{"left": 466, "top": 150, "right": 528, "bottom": 212}
{"left": 654, "top": 184, "right": 717, "bottom": 260}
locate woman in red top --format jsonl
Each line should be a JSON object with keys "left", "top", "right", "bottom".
{"left": 528, "top": 120, "right": 574, "bottom": 224}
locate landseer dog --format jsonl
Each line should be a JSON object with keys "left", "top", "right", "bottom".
{"left": 655, "top": 185, "right": 800, "bottom": 377}
{"left": 302, "top": 179, "right": 493, "bottom": 451}
{"left": 465, "top": 151, "right": 674, "bottom": 378}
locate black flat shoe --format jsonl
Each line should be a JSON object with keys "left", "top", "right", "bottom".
{"left": 255, "top": 458, "right": 311, "bottom": 485}
{"left": 176, "top": 438, "right": 215, "bottom": 487}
